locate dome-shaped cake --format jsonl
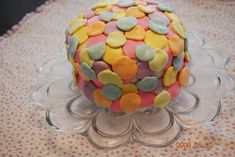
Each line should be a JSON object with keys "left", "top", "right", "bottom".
{"left": 65, "top": 0, "right": 190, "bottom": 113}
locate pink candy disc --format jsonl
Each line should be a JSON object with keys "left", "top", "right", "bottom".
{"left": 167, "top": 82, "right": 181, "bottom": 100}
{"left": 87, "top": 16, "right": 100, "bottom": 27}
{"left": 87, "top": 34, "right": 107, "bottom": 47}
{"left": 148, "top": 4, "right": 157, "bottom": 10}
{"left": 123, "top": 40, "right": 144, "bottom": 59}
{"left": 136, "top": 62, "right": 154, "bottom": 79}
{"left": 92, "top": 79, "right": 103, "bottom": 88}
{"left": 92, "top": 61, "right": 110, "bottom": 75}
{"left": 75, "top": 49, "right": 81, "bottom": 64}
{"left": 146, "top": 0, "right": 158, "bottom": 5}
{"left": 112, "top": 6, "right": 125, "bottom": 11}
{"left": 148, "top": 11, "right": 170, "bottom": 26}
{"left": 111, "top": 99, "right": 122, "bottom": 112}
{"left": 84, "top": 9, "right": 95, "bottom": 19}
{"left": 77, "top": 76, "right": 86, "bottom": 91}
{"left": 104, "top": 21, "right": 120, "bottom": 35}
{"left": 123, "top": 78, "right": 136, "bottom": 84}
{"left": 137, "top": 16, "right": 150, "bottom": 30}
{"left": 153, "top": 79, "right": 165, "bottom": 94}
{"left": 138, "top": 91, "right": 155, "bottom": 107}
{"left": 83, "top": 81, "right": 96, "bottom": 101}
{"left": 166, "top": 26, "right": 177, "bottom": 39}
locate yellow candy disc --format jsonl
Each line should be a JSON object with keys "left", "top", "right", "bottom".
{"left": 165, "top": 12, "right": 187, "bottom": 30}
{"left": 125, "top": 25, "right": 146, "bottom": 41}
{"left": 76, "top": 13, "right": 84, "bottom": 19}
{"left": 137, "top": 5, "right": 155, "bottom": 14}
{"left": 148, "top": 48, "right": 168, "bottom": 73}
{"left": 92, "top": 2, "right": 108, "bottom": 10}
{"left": 136, "top": 0, "right": 147, "bottom": 5}
{"left": 93, "top": 89, "right": 112, "bottom": 107}
{"left": 95, "top": 6, "right": 112, "bottom": 15}
{"left": 107, "top": 31, "right": 126, "bottom": 48}
{"left": 144, "top": 30, "right": 167, "bottom": 49}
{"left": 79, "top": 40, "right": 88, "bottom": 51}
{"left": 73, "top": 27, "right": 88, "bottom": 45}
{"left": 103, "top": 46, "right": 124, "bottom": 64}
{"left": 178, "top": 67, "right": 190, "bottom": 87}
{"left": 154, "top": 90, "right": 171, "bottom": 108}
{"left": 126, "top": 7, "right": 145, "bottom": 18}
{"left": 121, "top": 83, "right": 138, "bottom": 94}
{"left": 79, "top": 48, "right": 94, "bottom": 67}
{"left": 169, "top": 35, "right": 184, "bottom": 57}
{"left": 87, "top": 21, "right": 105, "bottom": 36}
{"left": 165, "top": 12, "right": 180, "bottom": 22}
{"left": 112, "top": 56, "right": 137, "bottom": 79}
{"left": 171, "top": 20, "right": 186, "bottom": 39}
{"left": 113, "top": 10, "right": 126, "bottom": 20}
{"left": 69, "top": 18, "right": 87, "bottom": 34}
{"left": 163, "top": 66, "right": 177, "bottom": 87}
{"left": 97, "top": 70, "right": 123, "bottom": 87}
{"left": 120, "top": 93, "right": 141, "bottom": 112}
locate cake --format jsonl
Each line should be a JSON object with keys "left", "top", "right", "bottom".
{"left": 65, "top": 0, "right": 190, "bottom": 113}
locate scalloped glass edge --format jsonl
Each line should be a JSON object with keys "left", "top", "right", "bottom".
{"left": 29, "top": 32, "right": 235, "bottom": 149}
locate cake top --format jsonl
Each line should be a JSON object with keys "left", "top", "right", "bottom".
{"left": 65, "top": 0, "right": 190, "bottom": 113}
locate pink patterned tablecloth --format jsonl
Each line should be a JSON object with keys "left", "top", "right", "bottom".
{"left": 0, "top": 0, "right": 235, "bottom": 156}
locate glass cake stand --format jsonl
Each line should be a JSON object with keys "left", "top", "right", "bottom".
{"left": 29, "top": 31, "right": 235, "bottom": 149}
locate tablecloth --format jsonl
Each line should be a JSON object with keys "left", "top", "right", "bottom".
{"left": 0, "top": 0, "right": 235, "bottom": 156}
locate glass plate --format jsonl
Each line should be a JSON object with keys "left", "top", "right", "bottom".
{"left": 29, "top": 32, "right": 235, "bottom": 149}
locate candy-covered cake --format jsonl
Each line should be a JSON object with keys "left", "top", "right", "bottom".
{"left": 65, "top": 0, "right": 190, "bottom": 113}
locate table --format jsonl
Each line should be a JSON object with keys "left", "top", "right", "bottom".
{"left": 0, "top": 0, "right": 234, "bottom": 156}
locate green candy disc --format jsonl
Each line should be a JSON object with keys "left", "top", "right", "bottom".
{"left": 173, "top": 52, "right": 184, "bottom": 71}
{"left": 68, "top": 36, "right": 79, "bottom": 57}
{"left": 154, "top": 90, "right": 171, "bottom": 108}
{"left": 80, "top": 63, "right": 96, "bottom": 80}
{"left": 116, "top": 16, "right": 137, "bottom": 31}
{"left": 137, "top": 76, "right": 159, "bottom": 92}
{"left": 99, "top": 11, "right": 116, "bottom": 22}
{"left": 136, "top": 44, "right": 155, "bottom": 61}
{"left": 149, "top": 18, "right": 168, "bottom": 35}
{"left": 102, "top": 84, "right": 122, "bottom": 100}
{"left": 88, "top": 43, "right": 106, "bottom": 60}
{"left": 157, "top": 3, "right": 174, "bottom": 12}
{"left": 117, "top": 0, "right": 136, "bottom": 7}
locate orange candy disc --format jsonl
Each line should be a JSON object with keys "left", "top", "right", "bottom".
{"left": 169, "top": 35, "right": 184, "bottom": 56}
{"left": 87, "top": 21, "right": 105, "bottom": 36}
{"left": 93, "top": 89, "right": 112, "bottom": 107}
{"left": 112, "top": 56, "right": 137, "bottom": 79}
{"left": 126, "top": 7, "right": 145, "bottom": 18}
{"left": 178, "top": 67, "right": 190, "bottom": 87}
{"left": 125, "top": 25, "right": 146, "bottom": 41}
{"left": 120, "top": 93, "right": 141, "bottom": 112}
{"left": 121, "top": 83, "right": 138, "bottom": 94}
